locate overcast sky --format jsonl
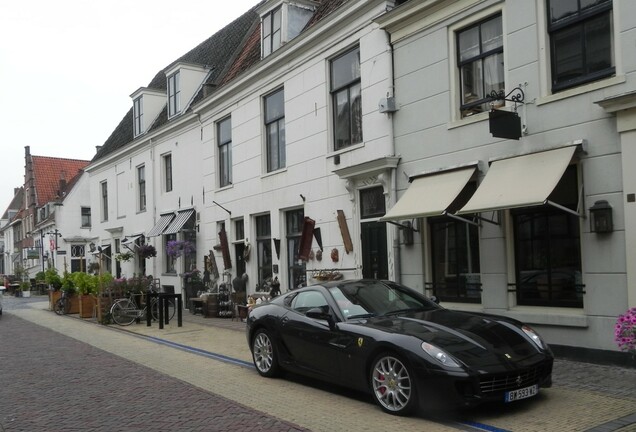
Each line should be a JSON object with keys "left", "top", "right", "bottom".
{"left": 0, "top": 0, "right": 259, "bottom": 213}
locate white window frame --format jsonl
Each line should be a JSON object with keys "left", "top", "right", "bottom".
{"left": 448, "top": 4, "right": 506, "bottom": 124}
{"left": 137, "top": 164, "right": 146, "bottom": 212}
{"left": 168, "top": 71, "right": 181, "bottom": 118}
{"left": 217, "top": 116, "right": 232, "bottom": 188}
{"left": 535, "top": 0, "right": 624, "bottom": 105}
{"left": 264, "top": 87, "right": 286, "bottom": 172}
{"left": 100, "top": 181, "right": 109, "bottom": 222}
{"left": 262, "top": 6, "right": 282, "bottom": 57}
{"left": 133, "top": 96, "right": 144, "bottom": 136}
{"left": 163, "top": 153, "right": 173, "bottom": 193}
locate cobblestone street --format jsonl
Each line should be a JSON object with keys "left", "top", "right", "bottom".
{"left": 0, "top": 312, "right": 307, "bottom": 432}
{"left": 1, "top": 296, "right": 635, "bottom": 432}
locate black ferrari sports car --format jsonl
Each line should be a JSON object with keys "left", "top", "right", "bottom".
{"left": 246, "top": 279, "right": 553, "bottom": 416}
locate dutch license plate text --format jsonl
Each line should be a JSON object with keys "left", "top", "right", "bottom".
{"left": 505, "top": 384, "right": 538, "bottom": 402}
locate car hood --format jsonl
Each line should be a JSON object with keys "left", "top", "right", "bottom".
{"left": 361, "top": 309, "right": 545, "bottom": 367}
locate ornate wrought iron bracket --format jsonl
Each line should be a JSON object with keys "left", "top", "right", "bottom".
{"left": 488, "top": 87, "right": 525, "bottom": 111}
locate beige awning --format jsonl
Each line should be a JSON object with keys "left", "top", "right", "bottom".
{"left": 457, "top": 146, "right": 577, "bottom": 214}
{"left": 380, "top": 167, "right": 476, "bottom": 221}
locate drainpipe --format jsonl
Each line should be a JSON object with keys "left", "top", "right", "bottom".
{"left": 150, "top": 138, "right": 156, "bottom": 277}
{"left": 385, "top": 31, "right": 401, "bottom": 284}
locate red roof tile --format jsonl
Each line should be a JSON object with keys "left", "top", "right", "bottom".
{"left": 31, "top": 156, "right": 89, "bottom": 205}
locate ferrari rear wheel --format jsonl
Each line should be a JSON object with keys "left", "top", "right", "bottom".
{"left": 370, "top": 353, "right": 417, "bottom": 416}
{"left": 252, "top": 329, "right": 279, "bottom": 377}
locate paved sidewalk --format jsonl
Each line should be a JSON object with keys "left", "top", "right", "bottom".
{"left": 4, "top": 296, "right": 636, "bottom": 432}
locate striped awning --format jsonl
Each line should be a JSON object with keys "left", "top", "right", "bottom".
{"left": 147, "top": 213, "right": 175, "bottom": 237}
{"left": 163, "top": 209, "right": 195, "bottom": 235}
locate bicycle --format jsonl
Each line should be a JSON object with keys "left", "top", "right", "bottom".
{"left": 54, "top": 290, "right": 71, "bottom": 315}
{"left": 110, "top": 289, "right": 176, "bottom": 326}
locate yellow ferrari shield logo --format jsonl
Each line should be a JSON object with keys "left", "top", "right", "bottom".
{"left": 357, "top": 337, "right": 364, "bottom": 347}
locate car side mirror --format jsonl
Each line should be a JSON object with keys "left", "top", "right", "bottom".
{"left": 430, "top": 296, "right": 440, "bottom": 304}
{"left": 306, "top": 307, "right": 337, "bottom": 330}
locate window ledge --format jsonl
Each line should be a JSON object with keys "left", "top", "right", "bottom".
{"left": 447, "top": 111, "right": 489, "bottom": 130}
{"left": 217, "top": 183, "right": 234, "bottom": 192}
{"left": 443, "top": 303, "right": 588, "bottom": 327}
{"left": 536, "top": 75, "right": 626, "bottom": 107}
{"left": 326, "top": 142, "right": 366, "bottom": 159}
{"left": 499, "top": 307, "right": 588, "bottom": 328}
{"left": 261, "top": 167, "right": 287, "bottom": 179}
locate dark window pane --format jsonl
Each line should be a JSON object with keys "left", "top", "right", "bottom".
{"left": 360, "top": 187, "right": 386, "bottom": 219}
{"left": 585, "top": 13, "right": 612, "bottom": 73}
{"left": 334, "top": 89, "right": 351, "bottom": 149}
{"left": 331, "top": 48, "right": 360, "bottom": 90}
{"left": 548, "top": 0, "right": 579, "bottom": 23}
{"left": 459, "top": 26, "right": 479, "bottom": 61}
{"left": 553, "top": 25, "right": 584, "bottom": 83}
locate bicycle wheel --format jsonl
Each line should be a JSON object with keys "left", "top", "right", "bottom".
{"left": 54, "top": 297, "right": 70, "bottom": 315}
{"left": 150, "top": 298, "right": 176, "bottom": 322}
{"left": 110, "top": 299, "right": 138, "bottom": 326}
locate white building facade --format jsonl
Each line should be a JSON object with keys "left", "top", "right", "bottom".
{"left": 376, "top": 0, "right": 636, "bottom": 357}
{"left": 85, "top": 0, "right": 400, "bottom": 298}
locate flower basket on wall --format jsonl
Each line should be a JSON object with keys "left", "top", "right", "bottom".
{"left": 166, "top": 240, "right": 195, "bottom": 258}
{"left": 114, "top": 251, "right": 134, "bottom": 262}
{"left": 138, "top": 244, "right": 157, "bottom": 259}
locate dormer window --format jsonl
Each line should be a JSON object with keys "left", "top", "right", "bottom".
{"left": 168, "top": 71, "right": 181, "bottom": 117}
{"left": 260, "top": 0, "right": 317, "bottom": 58}
{"left": 133, "top": 96, "right": 144, "bottom": 136}
{"left": 130, "top": 87, "right": 166, "bottom": 137}
{"left": 263, "top": 6, "right": 282, "bottom": 57}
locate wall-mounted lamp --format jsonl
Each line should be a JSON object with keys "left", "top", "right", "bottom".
{"left": 589, "top": 200, "right": 613, "bottom": 233}
{"left": 89, "top": 242, "right": 96, "bottom": 252}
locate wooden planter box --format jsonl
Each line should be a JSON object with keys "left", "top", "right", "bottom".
{"left": 66, "top": 294, "right": 79, "bottom": 314}
{"left": 78, "top": 295, "right": 96, "bottom": 318}
{"left": 49, "top": 290, "right": 61, "bottom": 311}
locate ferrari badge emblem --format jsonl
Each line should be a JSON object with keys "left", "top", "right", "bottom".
{"left": 357, "top": 337, "right": 364, "bottom": 348}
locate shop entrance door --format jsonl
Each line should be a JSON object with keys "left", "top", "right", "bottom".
{"left": 361, "top": 222, "right": 388, "bottom": 280}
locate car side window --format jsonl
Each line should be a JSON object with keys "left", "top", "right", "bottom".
{"left": 290, "top": 291, "right": 329, "bottom": 315}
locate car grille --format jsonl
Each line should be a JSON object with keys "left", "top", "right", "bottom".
{"left": 479, "top": 365, "right": 546, "bottom": 394}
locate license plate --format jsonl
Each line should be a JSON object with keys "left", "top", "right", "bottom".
{"left": 504, "top": 384, "right": 538, "bottom": 402}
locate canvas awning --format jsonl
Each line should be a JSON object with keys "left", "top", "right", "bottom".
{"left": 147, "top": 213, "right": 175, "bottom": 237}
{"left": 121, "top": 234, "right": 143, "bottom": 245}
{"left": 457, "top": 146, "right": 577, "bottom": 215}
{"left": 380, "top": 167, "right": 476, "bottom": 221}
{"left": 164, "top": 209, "right": 195, "bottom": 235}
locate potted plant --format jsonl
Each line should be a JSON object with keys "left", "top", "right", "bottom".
{"left": 615, "top": 307, "right": 636, "bottom": 359}
{"left": 45, "top": 268, "right": 63, "bottom": 310}
{"left": 138, "top": 244, "right": 157, "bottom": 259}
{"left": 19, "top": 281, "right": 31, "bottom": 298}
{"left": 115, "top": 251, "right": 134, "bottom": 262}
{"left": 60, "top": 272, "right": 79, "bottom": 314}
{"left": 72, "top": 272, "right": 98, "bottom": 318}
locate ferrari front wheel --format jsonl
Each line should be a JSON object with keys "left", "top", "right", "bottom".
{"left": 370, "top": 353, "right": 417, "bottom": 416}
{"left": 252, "top": 329, "right": 280, "bottom": 377}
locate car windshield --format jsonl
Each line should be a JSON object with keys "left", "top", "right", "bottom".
{"left": 329, "top": 280, "right": 438, "bottom": 320}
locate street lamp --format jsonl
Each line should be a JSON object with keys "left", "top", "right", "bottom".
{"left": 45, "top": 229, "right": 62, "bottom": 269}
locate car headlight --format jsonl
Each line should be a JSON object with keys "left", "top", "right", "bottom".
{"left": 522, "top": 325, "right": 547, "bottom": 350}
{"left": 421, "top": 342, "right": 461, "bottom": 368}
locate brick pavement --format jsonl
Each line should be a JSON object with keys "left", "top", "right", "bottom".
{"left": 0, "top": 312, "right": 308, "bottom": 432}
{"left": 2, "top": 296, "right": 636, "bottom": 432}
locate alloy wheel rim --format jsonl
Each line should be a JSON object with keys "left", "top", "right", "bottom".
{"left": 254, "top": 333, "right": 273, "bottom": 372}
{"left": 372, "top": 356, "right": 412, "bottom": 411}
